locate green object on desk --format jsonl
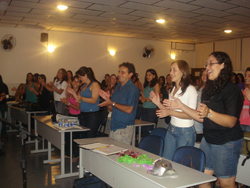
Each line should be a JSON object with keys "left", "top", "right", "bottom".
{"left": 118, "top": 154, "right": 153, "bottom": 165}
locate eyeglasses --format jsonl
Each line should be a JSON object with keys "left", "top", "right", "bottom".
{"left": 204, "top": 62, "right": 219, "bottom": 68}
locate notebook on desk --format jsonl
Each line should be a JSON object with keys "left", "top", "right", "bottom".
{"left": 80, "top": 143, "right": 127, "bottom": 155}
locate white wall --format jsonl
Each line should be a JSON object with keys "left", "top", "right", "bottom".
{"left": 0, "top": 27, "right": 195, "bottom": 95}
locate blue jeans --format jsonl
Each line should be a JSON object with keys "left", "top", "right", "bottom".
{"left": 55, "top": 101, "right": 66, "bottom": 115}
{"left": 241, "top": 124, "right": 250, "bottom": 132}
{"left": 194, "top": 120, "right": 203, "bottom": 134}
{"left": 200, "top": 137, "right": 244, "bottom": 178}
{"left": 163, "top": 123, "right": 196, "bottom": 160}
{"left": 141, "top": 108, "right": 158, "bottom": 137}
{"left": 79, "top": 111, "right": 101, "bottom": 138}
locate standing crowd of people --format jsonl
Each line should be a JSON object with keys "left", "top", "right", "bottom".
{"left": 0, "top": 51, "right": 250, "bottom": 188}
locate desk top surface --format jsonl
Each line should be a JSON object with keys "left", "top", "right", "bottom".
{"left": 8, "top": 104, "right": 48, "bottom": 114}
{"left": 34, "top": 115, "right": 90, "bottom": 133}
{"left": 75, "top": 137, "right": 216, "bottom": 188}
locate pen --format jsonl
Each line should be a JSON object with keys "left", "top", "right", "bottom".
{"left": 95, "top": 145, "right": 110, "bottom": 150}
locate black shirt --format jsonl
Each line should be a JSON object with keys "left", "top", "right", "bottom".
{"left": 38, "top": 87, "right": 51, "bottom": 110}
{"left": 202, "top": 81, "right": 244, "bottom": 144}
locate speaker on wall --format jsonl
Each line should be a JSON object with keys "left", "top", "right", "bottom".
{"left": 41, "top": 33, "right": 48, "bottom": 42}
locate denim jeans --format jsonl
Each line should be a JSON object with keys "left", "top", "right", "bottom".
{"left": 79, "top": 111, "right": 101, "bottom": 138}
{"left": 141, "top": 108, "right": 158, "bottom": 137}
{"left": 240, "top": 124, "right": 250, "bottom": 132}
{"left": 200, "top": 137, "right": 244, "bottom": 178}
{"left": 163, "top": 123, "right": 196, "bottom": 160}
{"left": 55, "top": 101, "right": 66, "bottom": 115}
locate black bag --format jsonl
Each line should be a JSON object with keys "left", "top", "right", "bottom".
{"left": 73, "top": 173, "right": 110, "bottom": 188}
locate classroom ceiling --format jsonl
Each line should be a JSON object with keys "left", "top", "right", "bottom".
{"left": 0, "top": 0, "right": 250, "bottom": 44}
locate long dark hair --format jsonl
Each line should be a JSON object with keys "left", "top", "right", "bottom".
{"left": 237, "top": 73, "right": 245, "bottom": 83}
{"left": 55, "top": 68, "right": 67, "bottom": 84}
{"left": 67, "top": 70, "right": 73, "bottom": 82}
{"left": 202, "top": 51, "right": 232, "bottom": 101}
{"left": 159, "top": 76, "right": 165, "bottom": 88}
{"left": 171, "top": 60, "right": 192, "bottom": 96}
{"left": 38, "top": 74, "right": 46, "bottom": 93}
{"left": 26, "top": 72, "right": 34, "bottom": 84}
{"left": 76, "top": 66, "right": 97, "bottom": 82}
{"left": 197, "top": 68, "right": 207, "bottom": 90}
{"left": 143, "top": 69, "right": 158, "bottom": 88}
{"left": 71, "top": 75, "right": 81, "bottom": 94}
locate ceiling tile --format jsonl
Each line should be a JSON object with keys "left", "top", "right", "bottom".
{"left": 154, "top": 0, "right": 201, "bottom": 11}
{"left": 189, "top": 0, "right": 237, "bottom": 10}
{"left": 192, "top": 8, "right": 233, "bottom": 17}
{"left": 87, "top": 4, "right": 133, "bottom": 14}
{"left": 119, "top": 2, "right": 167, "bottom": 12}
{"left": 225, "top": 7, "right": 250, "bottom": 17}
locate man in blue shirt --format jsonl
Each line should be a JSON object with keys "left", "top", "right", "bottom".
{"left": 99, "top": 62, "right": 139, "bottom": 144}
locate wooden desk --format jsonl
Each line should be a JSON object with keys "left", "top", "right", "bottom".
{"left": 33, "top": 115, "right": 89, "bottom": 179}
{"left": 75, "top": 137, "right": 216, "bottom": 188}
{"left": 7, "top": 104, "right": 47, "bottom": 144}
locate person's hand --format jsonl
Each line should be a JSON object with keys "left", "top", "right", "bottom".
{"left": 76, "top": 95, "right": 81, "bottom": 103}
{"left": 140, "top": 96, "right": 147, "bottom": 103}
{"left": 245, "top": 87, "right": 250, "bottom": 101}
{"left": 28, "top": 86, "right": 35, "bottom": 92}
{"left": 98, "top": 90, "right": 110, "bottom": 100}
{"left": 149, "top": 91, "right": 160, "bottom": 106}
{"left": 163, "top": 97, "right": 182, "bottom": 109}
{"left": 156, "top": 109, "right": 170, "bottom": 118}
{"left": 98, "top": 99, "right": 112, "bottom": 107}
{"left": 197, "top": 103, "right": 209, "bottom": 119}
{"left": 60, "top": 98, "right": 68, "bottom": 104}
{"left": 66, "top": 87, "right": 78, "bottom": 99}
{"left": 12, "top": 87, "right": 17, "bottom": 91}
{"left": 48, "top": 82, "right": 54, "bottom": 86}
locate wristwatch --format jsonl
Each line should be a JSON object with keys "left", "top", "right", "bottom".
{"left": 206, "top": 109, "right": 212, "bottom": 118}
{"left": 112, "top": 102, "right": 116, "bottom": 107}
{"left": 67, "top": 102, "right": 71, "bottom": 106}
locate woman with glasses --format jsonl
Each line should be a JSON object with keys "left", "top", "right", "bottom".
{"left": 164, "top": 52, "right": 244, "bottom": 188}
{"left": 150, "top": 60, "right": 197, "bottom": 160}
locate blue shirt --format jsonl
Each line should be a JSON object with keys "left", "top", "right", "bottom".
{"left": 79, "top": 82, "right": 100, "bottom": 112}
{"left": 142, "top": 86, "right": 157, "bottom": 108}
{"left": 111, "top": 79, "right": 140, "bottom": 131}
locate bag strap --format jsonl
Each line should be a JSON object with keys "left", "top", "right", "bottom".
{"left": 181, "top": 155, "right": 195, "bottom": 169}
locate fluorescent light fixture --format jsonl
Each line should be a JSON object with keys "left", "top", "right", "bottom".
{"left": 48, "top": 45, "right": 55, "bottom": 52}
{"left": 156, "top": 19, "right": 165, "bottom": 24}
{"left": 171, "top": 54, "right": 175, "bottom": 60}
{"left": 224, "top": 30, "right": 232, "bottom": 33}
{"left": 109, "top": 50, "right": 115, "bottom": 56}
{"left": 57, "top": 5, "right": 68, "bottom": 10}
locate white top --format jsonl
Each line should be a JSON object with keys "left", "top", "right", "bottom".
{"left": 169, "top": 85, "right": 197, "bottom": 128}
{"left": 53, "top": 80, "right": 67, "bottom": 101}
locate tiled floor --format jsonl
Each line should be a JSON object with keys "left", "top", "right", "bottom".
{"left": 0, "top": 132, "right": 79, "bottom": 188}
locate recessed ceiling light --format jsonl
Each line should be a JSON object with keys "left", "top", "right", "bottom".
{"left": 156, "top": 19, "right": 165, "bottom": 24}
{"left": 224, "top": 30, "right": 232, "bottom": 33}
{"left": 57, "top": 5, "right": 68, "bottom": 10}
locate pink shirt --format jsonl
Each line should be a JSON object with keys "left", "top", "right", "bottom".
{"left": 239, "top": 90, "right": 250, "bottom": 126}
{"left": 67, "top": 93, "right": 80, "bottom": 115}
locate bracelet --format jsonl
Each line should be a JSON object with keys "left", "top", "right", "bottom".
{"left": 112, "top": 102, "right": 116, "bottom": 107}
{"left": 67, "top": 102, "right": 71, "bottom": 106}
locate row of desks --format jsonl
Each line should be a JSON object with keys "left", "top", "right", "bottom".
{"left": 8, "top": 104, "right": 246, "bottom": 187}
